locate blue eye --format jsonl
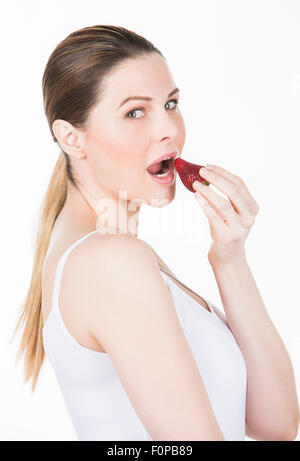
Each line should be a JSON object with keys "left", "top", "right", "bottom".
{"left": 125, "top": 98, "right": 179, "bottom": 120}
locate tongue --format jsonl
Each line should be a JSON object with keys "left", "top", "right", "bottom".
{"left": 147, "top": 161, "right": 163, "bottom": 175}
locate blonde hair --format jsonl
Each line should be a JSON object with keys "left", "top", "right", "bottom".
{"left": 12, "top": 153, "right": 67, "bottom": 391}
{"left": 12, "top": 24, "right": 164, "bottom": 392}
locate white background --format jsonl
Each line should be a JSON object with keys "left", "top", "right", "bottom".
{"left": 1, "top": 0, "right": 300, "bottom": 441}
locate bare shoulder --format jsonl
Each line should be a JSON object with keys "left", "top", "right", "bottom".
{"left": 76, "top": 233, "right": 158, "bottom": 274}
{"left": 64, "top": 232, "right": 155, "bottom": 267}
{"left": 64, "top": 232, "right": 162, "bottom": 316}
{"left": 84, "top": 233, "right": 162, "bottom": 296}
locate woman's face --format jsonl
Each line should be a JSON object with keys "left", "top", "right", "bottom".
{"left": 84, "top": 52, "right": 186, "bottom": 207}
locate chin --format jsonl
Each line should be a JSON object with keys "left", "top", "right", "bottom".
{"left": 147, "top": 186, "right": 176, "bottom": 208}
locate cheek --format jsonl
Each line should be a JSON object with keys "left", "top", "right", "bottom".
{"left": 87, "top": 119, "right": 147, "bottom": 172}
{"left": 177, "top": 115, "right": 186, "bottom": 150}
{"left": 111, "top": 122, "right": 148, "bottom": 168}
{"left": 110, "top": 140, "right": 147, "bottom": 172}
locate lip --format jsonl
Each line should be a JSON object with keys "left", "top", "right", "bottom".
{"left": 147, "top": 151, "right": 178, "bottom": 171}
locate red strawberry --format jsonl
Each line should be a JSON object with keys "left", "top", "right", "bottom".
{"left": 174, "top": 158, "right": 210, "bottom": 192}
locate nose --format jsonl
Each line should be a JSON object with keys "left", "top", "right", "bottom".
{"left": 152, "top": 107, "right": 179, "bottom": 141}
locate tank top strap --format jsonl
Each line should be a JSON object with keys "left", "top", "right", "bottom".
{"left": 52, "top": 230, "right": 99, "bottom": 310}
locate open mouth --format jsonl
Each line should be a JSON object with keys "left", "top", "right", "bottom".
{"left": 147, "top": 157, "right": 174, "bottom": 177}
{"left": 146, "top": 157, "right": 176, "bottom": 185}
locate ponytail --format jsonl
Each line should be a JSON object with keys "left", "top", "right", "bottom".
{"left": 12, "top": 152, "right": 68, "bottom": 392}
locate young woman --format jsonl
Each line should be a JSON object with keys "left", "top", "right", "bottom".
{"left": 14, "top": 25, "right": 299, "bottom": 441}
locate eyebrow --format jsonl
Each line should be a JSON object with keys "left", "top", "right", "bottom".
{"left": 118, "top": 87, "right": 180, "bottom": 109}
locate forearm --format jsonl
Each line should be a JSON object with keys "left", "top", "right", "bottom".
{"left": 209, "top": 256, "right": 300, "bottom": 440}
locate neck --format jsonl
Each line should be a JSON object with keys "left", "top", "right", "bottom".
{"left": 62, "top": 180, "right": 140, "bottom": 238}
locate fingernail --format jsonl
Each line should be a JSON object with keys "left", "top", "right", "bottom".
{"left": 193, "top": 180, "right": 201, "bottom": 189}
{"left": 200, "top": 167, "right": 210, "bottom": 175}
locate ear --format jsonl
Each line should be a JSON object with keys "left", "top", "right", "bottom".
{"left": 52, "top": 119, "right": 87, "bottom": 159}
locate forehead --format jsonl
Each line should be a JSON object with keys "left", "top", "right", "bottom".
{"left": 100, "top": 53, "right": 175, "bottom": 102}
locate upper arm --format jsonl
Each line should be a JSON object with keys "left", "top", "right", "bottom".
{"left": 82, "top": 235, "right": 225, "bottom": 441}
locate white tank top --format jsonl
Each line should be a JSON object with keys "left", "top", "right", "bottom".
{"left": 42, "top": 230, "right": 247, "bottom": 441}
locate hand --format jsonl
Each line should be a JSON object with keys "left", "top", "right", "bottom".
{"left": 192, "top": 164, "right": 260, "bottom": 266}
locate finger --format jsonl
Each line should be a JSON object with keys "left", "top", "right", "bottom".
{"left": 193, "top": 181, "right": 240, "bottom": 230}
{"left": 202, "top": 165, "right": 259, "bottom": 215}
{"left": 204, "top": 164, "right": 241, "bottom": 184}
{"left": 195, "top": 192, "right": 232, "bottom": 241}
{"left": 198, "top": 167, "right": 244, "bottom": 215}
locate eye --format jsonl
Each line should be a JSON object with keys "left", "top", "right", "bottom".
{"left": 125, "top": 98, "right": 179, "bottom": 120}
{"left": 165, "top": 99, "right": 179, "bottom": 110}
